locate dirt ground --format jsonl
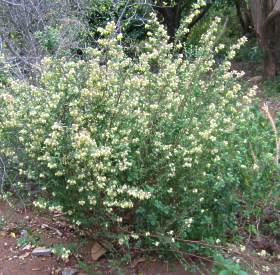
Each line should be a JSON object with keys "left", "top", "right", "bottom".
{"left": 1, "top": 199, "right": 279, "bottom": 275}
{"left": 0, "top": 200, "right": 76, "bottom": 275}
{"left": 0, "top": 200, "right": 201, "bottom": 275}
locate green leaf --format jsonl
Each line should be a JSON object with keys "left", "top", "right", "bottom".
{"left": 218, "top": 270, "right": 231, "bottom": 275}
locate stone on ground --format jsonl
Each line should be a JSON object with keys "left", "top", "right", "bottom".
{"left": 31, "top": 247, "right": 52, "bottom": 257}
{"left": 62, "top": 267, "right": 79, "bottom": 275}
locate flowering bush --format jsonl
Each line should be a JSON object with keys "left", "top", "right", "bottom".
{"left": 0, "top": 10, "right": 278, "bottom": 252}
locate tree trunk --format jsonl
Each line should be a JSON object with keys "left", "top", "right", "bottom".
{"left": 234, "top": 0, "right": 252, "bottom": 33}
{"left": 154, "top": 0, "right": 211, "bottom": 41}
{"left": 155, "top": 3, "right": 183, "bottom": 40}
{"left": 250, "top": 0, "right": 280, "bottom": 78}
{"left": 262, "top": 1, "right": 280, "bottom": 77}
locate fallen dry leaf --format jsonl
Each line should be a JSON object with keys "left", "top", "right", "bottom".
{"left": 21, "top": 244, "right": 32, "bottom": 251}
{"left": 19, "top": 252, "right": 30, "bottom": 260}
{"left": 41, "top": 223, "right": 63, "bottom": 237}
{"left": 91, "top": 242, "right": 106, "bottom": 261}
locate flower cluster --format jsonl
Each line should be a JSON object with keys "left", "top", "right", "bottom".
{"left": 0, "top": 9, "right": 277, "bottom": 253}
{"left": 52, "top": 246, "right": 72, "bottom": 262}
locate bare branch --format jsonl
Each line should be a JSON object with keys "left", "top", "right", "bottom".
{"left": 0, "top": 0, "right": 22, "bottom": 6}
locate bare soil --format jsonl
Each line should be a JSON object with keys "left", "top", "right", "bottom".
{"left": 0, "top": 200, "right": 202, "bottom": 275}
{"left": 0, "top": 200, "right": 76, "bottom": 275}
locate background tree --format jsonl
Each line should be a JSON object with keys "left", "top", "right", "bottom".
{"left": 0, "top": 0, "right": 210, "bottom": 78}
{"left": 232, "top": 0, "right": 280, "bottom": 78}
{"left": 250, "top": 0, "right": 280, "bottom": 78}
{"left": 234, "top": 0, "right": 252, "bottom": 34}
{"left": 0, "top": 0, "right": 90, "bottom": 78}
{"left": 1, "top": 0, "right": 280, "bottom": 80}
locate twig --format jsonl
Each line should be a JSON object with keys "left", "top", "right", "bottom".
{"left": 217, "top": 16, "right": 229, "bottom": 42}
{"left": 0, "top": 0, "right": 22, "bottom": 6}
{"left": 116, "top": 0, "right": 131, "bottom": 33}
{"left": 0, "top": 156, "right": 7, "bottom": 193}
{"left": 263, "top": 102, "right": 279, "bottom": 165}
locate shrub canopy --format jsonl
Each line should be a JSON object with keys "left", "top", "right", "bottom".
{"left": 0, "top": 15, "right": 277, "bottom": 250}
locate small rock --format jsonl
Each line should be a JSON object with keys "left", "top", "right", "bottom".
{"left": 32, "top": 247, "right": 52, "bottom": 257}
{"left": 62, "top": 267, "right": 79, "bottom": 275}
{"left": 22, "top": 244, "right": 32, "bottom": 251}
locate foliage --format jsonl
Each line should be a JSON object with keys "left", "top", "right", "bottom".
{"left": 86, "top": 0, "right": 151, "bottom": 44}
{"left": 0, "top": 216, "right": 5, "bottom": 229}
{"left": 212, "top": 254, "right": 248, "bottom": 275}
{"left": 0, "top": 0, "right": 233, "bottom": 75}
{"left": 52, "top": 244, "right": 74, "bottom": 261}
{"left": 0, "top": 9, "right": 278, "bottom": 257}
{"left": 16, "top": 233, "right": 40, "bottom": 247}
{"left": 235, "top": 38, "right": 263, "bottom": 62}
{"left": 187, "top": 3, "right": 240, "bottom": 48}
{"left": 0, "top": 54, "right": 9, "bottom": 85}
{"left": 262, "top": 74, "right": 280, "bottom": 98}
